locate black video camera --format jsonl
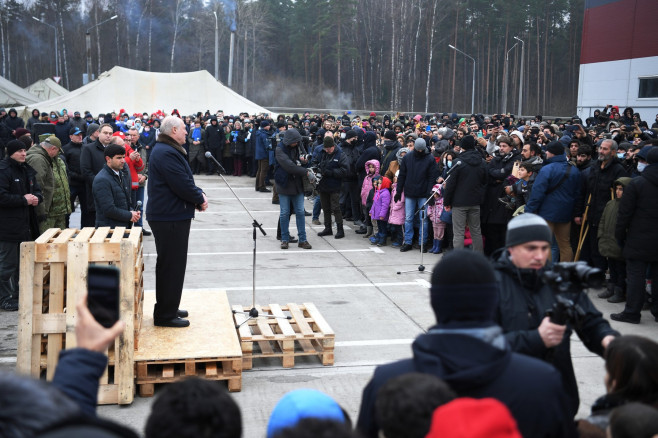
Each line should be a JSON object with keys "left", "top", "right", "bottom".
{"left": 543, "top": 262, "right": 604, "bottom": 325}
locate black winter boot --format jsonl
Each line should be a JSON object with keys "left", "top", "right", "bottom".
{"left": 318, "top": 227, "right": 333, "bottom": 237}
{"left": 334, "top": 223, "right": 345, "bottom": 239}
{"left": 607, "top": 286, "right": 626, "bottom": 303}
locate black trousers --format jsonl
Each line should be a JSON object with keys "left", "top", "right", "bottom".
{"left": 150, "top": 219, "right": 191, "bottom": 320}
{"left": 624, "top": 259, "right": 657, "bottom": 319}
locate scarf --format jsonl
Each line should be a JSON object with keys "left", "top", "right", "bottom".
{"left": 156, "top": 133, "right": 187, "bottom": 156}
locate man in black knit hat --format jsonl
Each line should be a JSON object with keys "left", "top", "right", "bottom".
{"left": 357, "top": 250, "right": 576, "bottom": 438}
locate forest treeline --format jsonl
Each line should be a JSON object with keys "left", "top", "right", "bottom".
{"left": 0, "top": 0, "right": 584, "bottom": 115}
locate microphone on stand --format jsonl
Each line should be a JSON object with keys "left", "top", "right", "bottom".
{"left": 205, "top": 151, "right": 227, "bottom": 175}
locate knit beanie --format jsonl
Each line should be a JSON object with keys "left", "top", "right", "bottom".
{"left": 260, "top": 120, "right": 270, "bottom": 128}
{"left": 460, "top": 135, "right": 476, "bottom": 150}
{"left": 429, "top": 250, "right": 499, "bottom": 325}
{"left": 266, "top": 389, "right": 346, "bottom": 438}
{"left": 546, "top": 141, "right": 565, "bottom": 156}
{"left": 86, "top": 123, "right": 100, "bottom": 138}
{"left": 505, "top": 213, "right": 552, "bottom": 247}
{"left": 426, "top": 398, "right": 522, "bottom": 438}
{"left": 346, "top": 130, "right": 358, "bottom": 140}
{"left": 6, "top": 139, "right": 25, "bottom": 157}
{"left": 384, "top": 130, "right": 397, "bottom": 141}
{"left": 323, "top": 136, "right": 335, "bottom": 149}
{"left": 414, "top": 138, "right": 427, "bottom": 153}
{"left": 646, "top": 146, "right": 658, "bottom": 164}
{"left": 13, "top": 128, "right": 30, "bottom": 139}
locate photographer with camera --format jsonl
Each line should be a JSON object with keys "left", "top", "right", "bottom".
{"left": 312, "top": 135, "right": 349, "bottom": 239}
{"left": 493, "top": 213, "right": 619, "bottom": 418}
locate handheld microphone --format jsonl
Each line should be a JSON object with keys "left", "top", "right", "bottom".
{"left": 135, "top": 200, "right": 142, "bottom": 210}
{"left": 205, "top": 151, "right": 227, "bottom": 174}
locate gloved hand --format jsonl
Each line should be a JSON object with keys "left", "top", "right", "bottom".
{"left": 307, "top": 171, "right": 317, "bottom": 184}
{"left": 394, "top": 193, "right": 402, "bottom": 203}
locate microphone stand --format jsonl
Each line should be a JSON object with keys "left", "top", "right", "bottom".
{"left": 204, "top": 152, "right": 291, "bottom": 328}
{"left": 397, "top": 191, "right": 436, "bottom": 275}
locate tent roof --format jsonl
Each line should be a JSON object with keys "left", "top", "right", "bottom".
{"left": 0, "top": 76, "right": 39, "bottom": 107}
{"left": 25, "top": 78, "right": 69, "bottom": 101}
{"left": 27, "top": 66, "right": 272, "bottom": 116}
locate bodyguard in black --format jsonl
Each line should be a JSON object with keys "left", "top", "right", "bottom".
{"left": 146, "top": 116, "right": 207, "bottom": 328}
{"left": 92, "top": 144, "right": 137, "bottom": 228}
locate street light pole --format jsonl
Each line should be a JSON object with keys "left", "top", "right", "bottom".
{"left": 514, "top": 36, "right": 525, "bottom": 117}
{"left": 86, "top": 15, "right": 118, "bottom": 84}
{"left": 502, "top": 42, "right": 518, "bottom": 115}
{"left": 32, "top": 16, "right": 58, "bottom": 78}
{"left": 213, "top": 11, "right": 219, "bottom": 81}
{"left": 448, "top": 44, "right": 476, "bottom": 115}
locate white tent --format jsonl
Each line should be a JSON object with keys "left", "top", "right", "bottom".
{"left": 25, "top": 78, "right": 69, "bottom": 101}
{"left": 0, "top": 76, "right": 39, "bottom": 107}
{"left": 26, "top": 66, "right": 272, "bottom": 116}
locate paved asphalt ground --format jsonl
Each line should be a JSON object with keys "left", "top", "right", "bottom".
{"left": 1, "top": 173, "right": 656, "bottom": 437}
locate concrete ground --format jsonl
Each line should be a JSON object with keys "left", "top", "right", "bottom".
{"left": 1, "top": 173, "right": 656, "bottom": 438}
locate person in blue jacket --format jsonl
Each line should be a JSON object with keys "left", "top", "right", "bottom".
{"left": 524, "top": 141, "right": 581, "bottom": 262}
{"left": 146, "top": 116, "right": 208, "bottom": 328}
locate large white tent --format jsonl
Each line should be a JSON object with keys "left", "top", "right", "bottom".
{"left": 0, "top": 76, "right": 39, "bottom": 107}
{"left": 26, "top": 66, "right": 272, "bottom": 116}
{"left": 25, "top": 78, "right": 69, "bottom": 101}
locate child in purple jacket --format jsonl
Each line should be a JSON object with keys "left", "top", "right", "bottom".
{"left": 369, "top": 176, "right": 392, "bottom": 246}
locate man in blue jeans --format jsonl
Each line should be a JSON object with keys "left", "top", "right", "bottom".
{"left": 274, "top": 128, "right": 313, "bottom": 250}
{"left": 394, "top": 138, "right": 438, "bottom": 252}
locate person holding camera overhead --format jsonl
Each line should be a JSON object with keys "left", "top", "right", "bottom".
{"left": 492, "top": 213, "right": 619, "bottom": 418}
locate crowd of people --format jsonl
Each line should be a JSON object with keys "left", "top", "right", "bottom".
{"left": 1, "top": 104, "right": 658, "bottom": 436}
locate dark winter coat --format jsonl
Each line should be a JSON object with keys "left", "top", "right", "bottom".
{"left": 396, "top": 149, "right": 438, "bottom": 199}
{"left": 62, "top": 141, "right": 85, "bottom": 187}
{"left": 146, "top": 134, "right": 205, "bottom": 222}
{"left": 380, "top": 140, "right": 402, "bottom": 176}
{"left": 356, "top": 329, "right": 576, "bottom": 438}
{"left": 4, "top": 110, "right": 24, "bottom": 132}
{"left": 525, "top": 155, "right": 581, "bottom": 223}
{"left": 443, "top": 149, "right": 487, "bottom": 207}
{"left": 576, "top": 158, "right": 628, "bottom": 226}
{"left": 615, "top": 164, "right": 658, "bottom": 261}
{"left": 53, "top": 121, "right": 71, "bottom": 147}
{"left": 205, "top": 122, "right": 223, "bottom": 152}
{"left": 339, "top": 140, "right": 360, "bottom": 181}
{"left": 481, "top": 149, "right": 522, "bottom": 224}
{"left": 493, "top": 251, "right": 619, "bottom": 417}
{"left": 274, "top": 129, "right": 308, "bottom": 196}
{"left": 355, "top": 132, "right": 381, "bottom": 181}
{"left": 80, "top": 140, "right": 107, "bottom": 213}
{"left": 92, "top": 164, "right": 133, "bottom": 228}
{"left": 254, "top": 127, "right": 272, "bottom": 160}
{"left": 0, "top": 157, "right": 42, "bottom": 241}
{"left": 313, "top": 146, "right": 349, "bottom": 193}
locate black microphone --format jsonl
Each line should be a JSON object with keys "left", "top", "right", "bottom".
{"left": 205, "top": 151, "right": 227, "bottom": 174}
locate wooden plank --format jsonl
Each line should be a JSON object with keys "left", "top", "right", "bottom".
{"left": 136, "top": 362, "right": 148, "bottom": 379}
{"left": 89, "top": 243, "right": 121, "bottom": 262}
{"left": 287, "top": 303, "right": 314, "bottom": 337}
{"left": 127, "top": 227, "right": 142, "bottom": 246}
{"left": 268, "top": 304, "right": 296, "bottom": 337}
{"left": 17, "top": 242, "right": 36, "bottom": 375}
{"left": 54, "top": 228, "right": 77, "bottom": 244}
{"left": 110, "top": 228, "right": 126, "bottom": 243}
{"left": 33, "top": 314, "right": 67, "bottom": 333}
{"left": 185, "top": 360, "right": 196, "bottom": 376}
{"left": 205, "top": 362, "right": 218, "bottom": 377}
{"left": 90, "top": 227, "right": 111, "bottom": 243}
{"left": 117, "top": 241, "right": 135, "bottom": 405}
{"left": 35, "top": 228, "right": 61, "bottom": 244}
{"left": 139, "top": 383, "right": 154, "bottom": 397}
{"left": 73, "top": 227, "right": 96, "bottom": 243}
{"left": 46, "top": 262, "right": 65, "bottom": 380}
{"left": 162, "top": 364, "right": 175, "bottom": 379}
{"left": 302, "top": 303, "right": 335, "bottom": 336}
{"left": 255, "top": 306, "right": 275, "bottom": 339}
{"left": 65, "top": 241, "right": 89, "bottom": 350}
{"left": 232, "top": 305, "right": 252, "bottom": 340}
{"left": 97, "top": 385, "right": 119, "bottom": 405}
{"left": 257, "top": 340, "right": 275, "bottom": 355}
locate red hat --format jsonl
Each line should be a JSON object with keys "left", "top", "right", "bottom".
{"left": 426, "top": 398, "right": 522, "bottom": 438}
{"left": 369, "top": 112, "right": 376, "bottom": 117}
{"left": 112, "top": 131, "right": 126, "bottom": 140}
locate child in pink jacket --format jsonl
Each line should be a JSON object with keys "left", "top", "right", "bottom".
{"left": 427, "top": 184, "right": 447, "bottom": 253}
{"left": 388, "top": 171, "right": 405, "bottom": 247}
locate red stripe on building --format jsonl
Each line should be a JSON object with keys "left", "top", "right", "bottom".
{"left": 581, "top": 0, "right": 658, "bottom": 64}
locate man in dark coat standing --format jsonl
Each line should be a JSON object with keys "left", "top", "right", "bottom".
{"left": 612, "top": 146, "right": 658, "bottom": 324}
{"left": 92, "top": 144, "right": 138, "bottom": 229}
{"left": 493, "top": 213, "right": 618, "bottom": 417}
{"left": 0, "top": 140, "right": 42, "bottom": 311}
{"left": 80, "top": 123, "right": 114, "bottom": 227}
{"left": 146, "top": 116, "right": 208, "bottom": 328}
{"left": 356, "top": 250, "right": 576, "bottom": 438}
{"left": 443, "top": 135, "right": 486, "bottom": 252}
{"left": 394, "top": 138, "right": 439, "bottom": 252}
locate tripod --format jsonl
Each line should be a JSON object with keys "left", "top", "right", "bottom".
{"left": 397, "top": 192, "right": 436, "bottom": 275}
{"left": 204, "top": 152, "right": 291, "bottom": 328}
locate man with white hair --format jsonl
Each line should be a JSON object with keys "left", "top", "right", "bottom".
{"left": 146, "top": 116, "right": 208, "bottom": 328}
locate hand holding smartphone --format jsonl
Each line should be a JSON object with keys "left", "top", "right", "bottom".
{"left": 87, "top": 265, "right": 120, "bottom": 328}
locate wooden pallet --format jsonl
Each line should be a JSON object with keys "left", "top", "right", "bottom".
{"left": 232, "top": 303, "right": 335, "bottom": 369}
{"left": 136, "top": 357, "right": 242, "bottom": 396}
{"left": 135, "top": 289, "right": 243, "bottom": 397}
{"left": 17, "top": 227, "right": 144, "bottom": 405}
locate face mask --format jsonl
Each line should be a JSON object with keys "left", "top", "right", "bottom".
{"left": 340, "top": 133, "right": 346, "bottom": 139}
{"left": 447, "top": 161, "right": 452, "bottom": 168}
{"left": 617, "top": 152, "right": 625, "bottom": 159}
{"left": 637, "top": 162, "right": 647, "bottom": 173}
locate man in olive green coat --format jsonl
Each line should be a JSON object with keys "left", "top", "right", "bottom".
{"left": 26, "top": 135, "right": 72, "bottom": 234}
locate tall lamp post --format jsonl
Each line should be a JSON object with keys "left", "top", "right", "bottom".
{"left": 449, "top": 44, "right": 476, "bottom": 115}
{"left": 502, "top": 42, "right": 518, "bottom": 115}
{"left": 32, "top": 16, "right": 58, "bottom": 78}
{"left": 514, "top": 36, "right": 525, "bottom": 117}
{"left": 213, "top": 11, "right": 219, "bottom": 81}
{"left": 86, "top": 15, "right": 118, "bottom": 84}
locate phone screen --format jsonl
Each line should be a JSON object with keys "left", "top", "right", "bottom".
{"left": 87, "top": 265, "right": 120, "bottom": 328}
{"left": 477, "top": 131, "right": 483, "bottom": 138}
